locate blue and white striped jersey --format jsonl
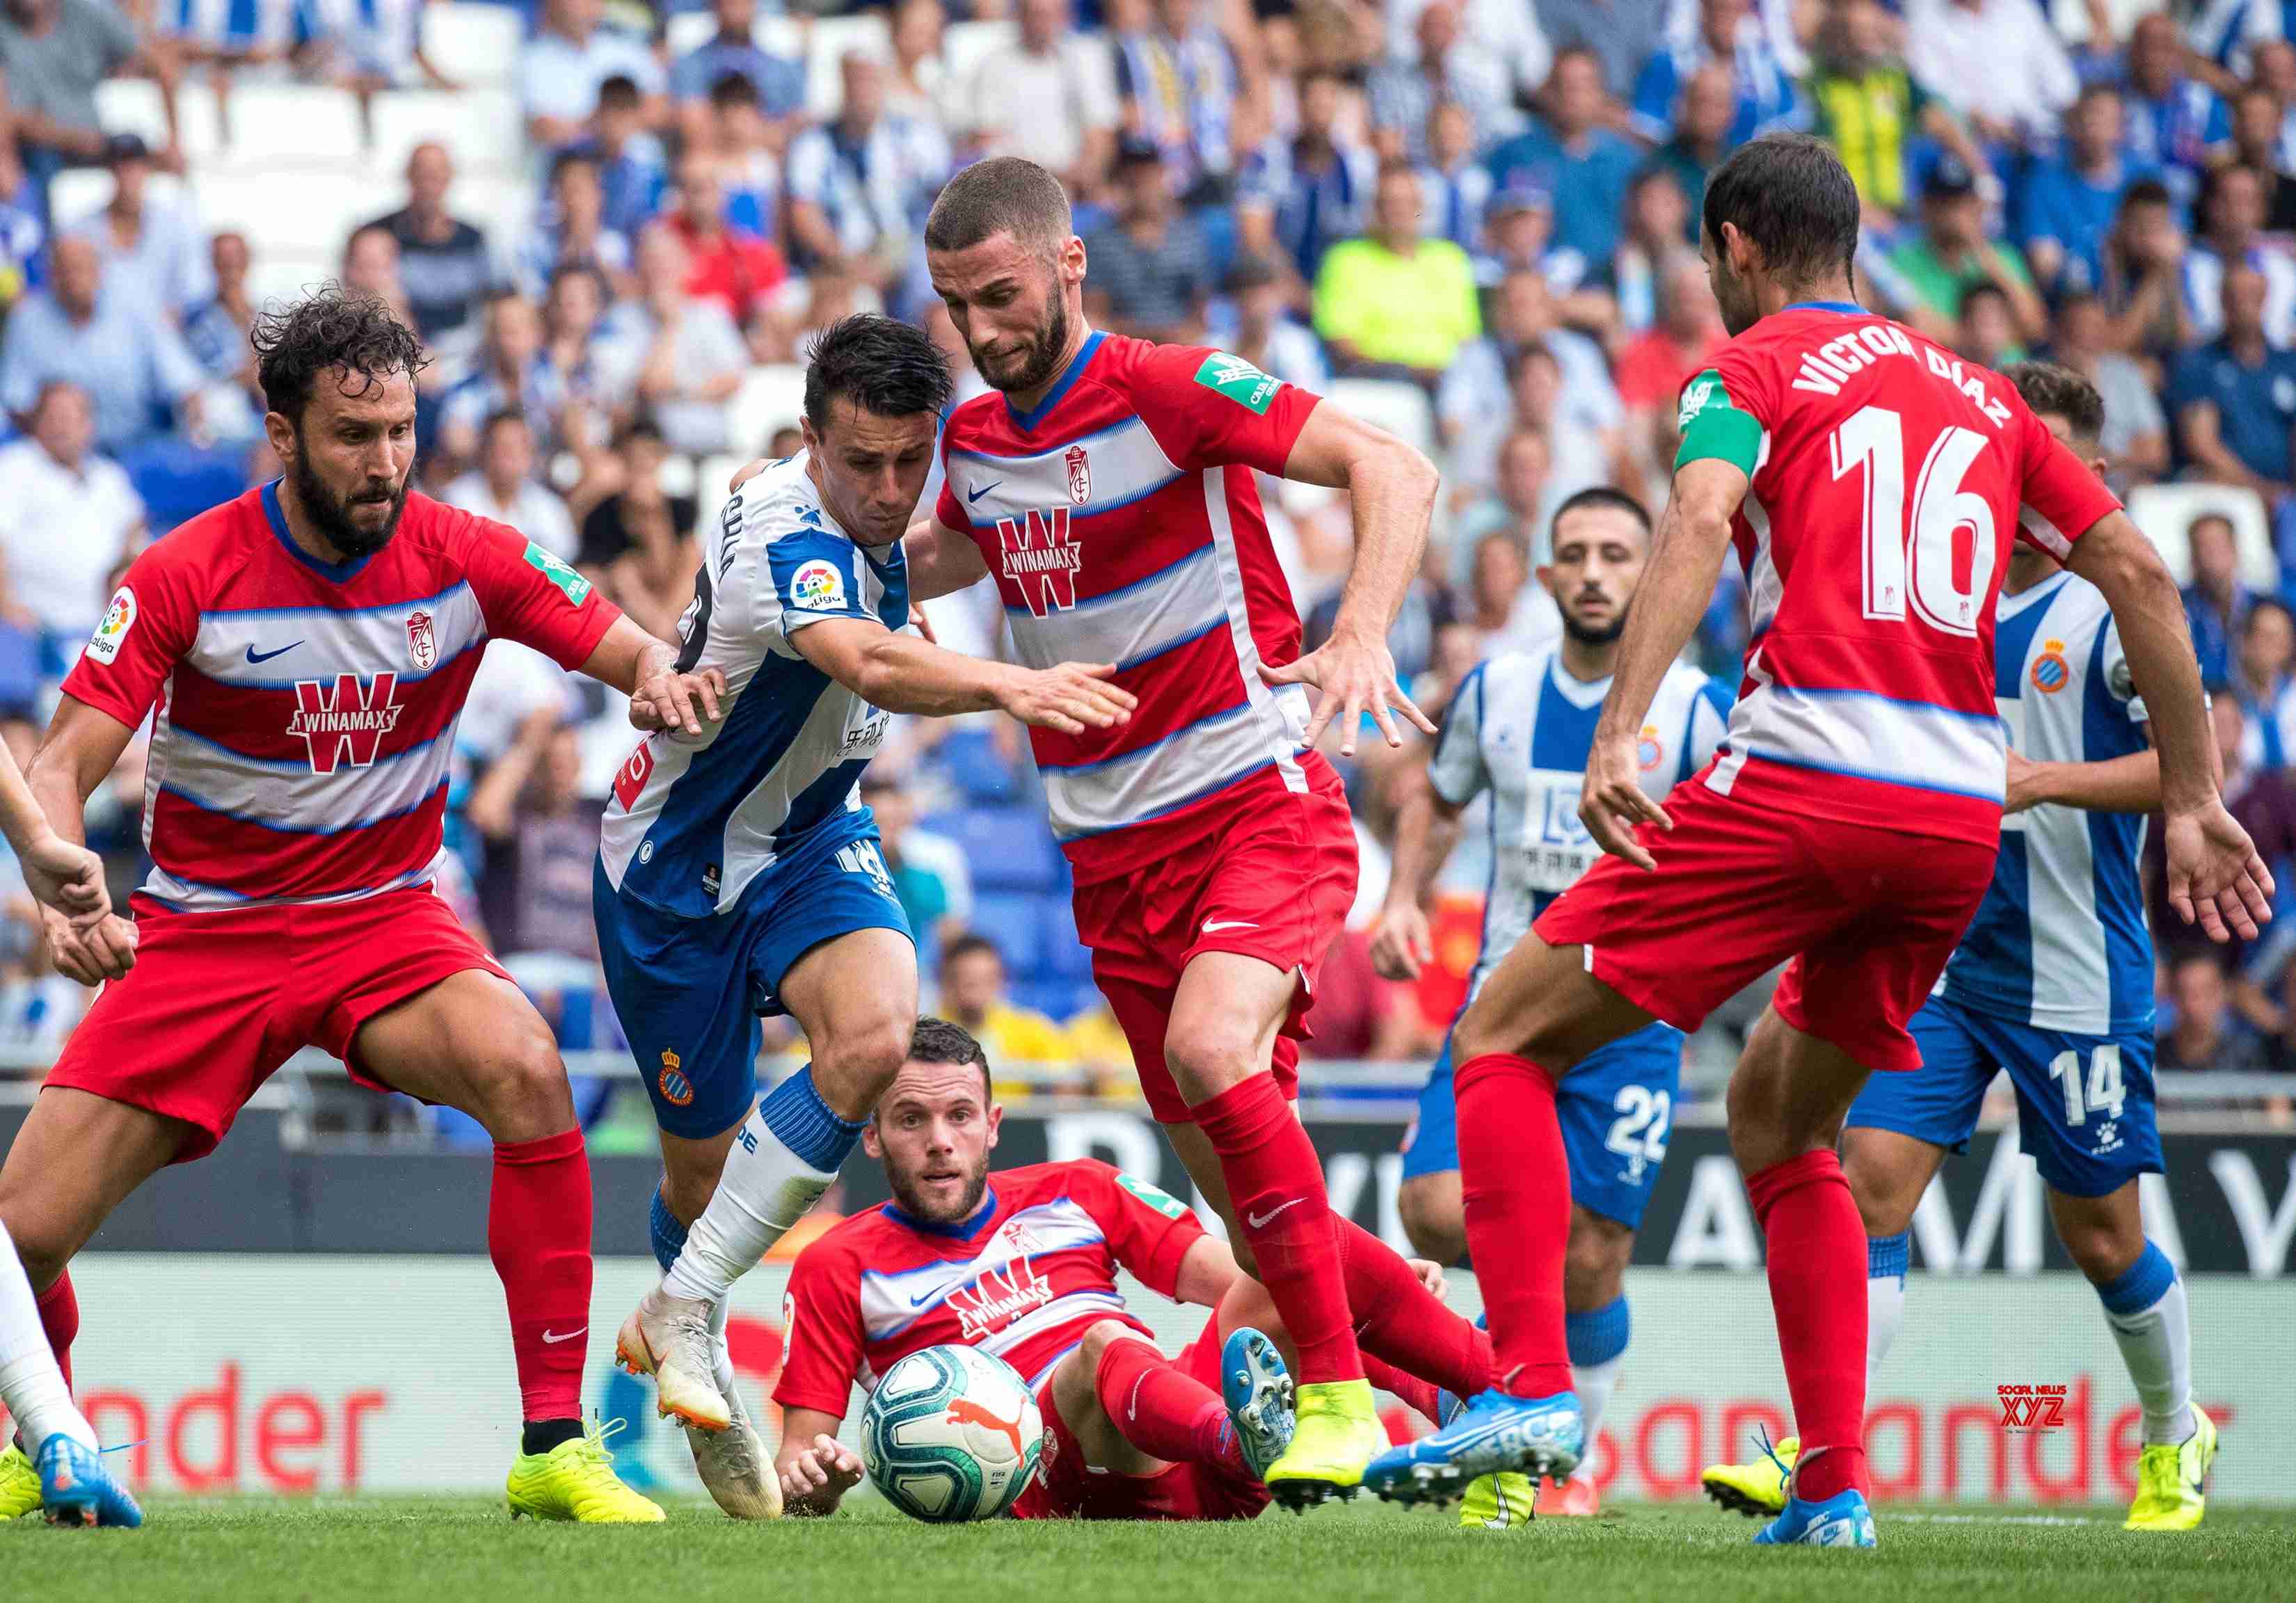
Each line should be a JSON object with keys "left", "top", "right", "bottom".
{"left": 1941, "top": 571, "right": 2154, "bottom": 1035}
{"left": 599, "top": 454, "right": 909, "bottom": 919}
{"left": 1430, "top": 648, "right": 1732, "bottom": 998}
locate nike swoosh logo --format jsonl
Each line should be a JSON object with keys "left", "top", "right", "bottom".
{"left": 967, "top": 480, "right": 1001, "bottom": 503}
{"left": 245, "top": 641, "right": 303, "bottom": 664}
{"left": 1245, "top": 1198, "right": 1301, "bottom": 1229}
{"left": 1202, "top": 919, "right": 1259, "bottom": 934}
{"left": 541, "top": 1327, "right": 587, "bottom": 1344}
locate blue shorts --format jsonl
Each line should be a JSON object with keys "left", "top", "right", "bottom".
{"left": 593, "top": 819, "right": 914, "bottom": 1140}
{"left": 1845, "top": 994, "right": 2162, "bottom": 1198}
{"left": 1399, "top": 1017, "right": 1683, "bottom": 1230}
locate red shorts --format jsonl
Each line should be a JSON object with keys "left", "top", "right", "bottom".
{"left": 45, "top": 886, "right": 513, "bottom": 1161}
{"left": 1012, "top": 1318, "right": 1268, "bottom": 1522}
{"left": 1533, "top": 774, "right": 1998, "bottom": 1075}
{"left": 1073, "top": 762, "right": 1357, "bottom": 1123}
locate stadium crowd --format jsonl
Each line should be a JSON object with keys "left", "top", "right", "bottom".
{"left": 0, "top": 0, "right": 2292, "bottom": 1117}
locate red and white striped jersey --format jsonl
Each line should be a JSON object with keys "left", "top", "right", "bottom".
{"left": 63, "top": 482, "right": 620, "bottom": 914}
{"left": 1673, "top": 303, "right": 2123, "bottom": 844}
{"left": 934, "top": 333, "right": 1326, "bottom": 884}
{"left": 773, "top": 1160, "right": 1206, "bottom": 1414}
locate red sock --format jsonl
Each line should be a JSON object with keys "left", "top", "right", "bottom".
{"left": 34, "top": 1272, "right": 75, "bottom": 1391}
{"left": 1191, "top": 1077, "right": 1361, "bottom": 1385}
{"left": 1094, "top": 1333, "right": 1238, "bottom": 1472}
{"left": 1747, "top": 1149, "right": 1870, "bottom": 1502}
{"left": 1455, "top": 1053, "right": 1572, "bottom": 1398}
{"left": 1362, "top": 1355, "right": 1444, "bottom": 1425}
{"left": 1334, "top": 1220, "right": 1493, "bottom": 1401}
{"left": 490, "top": 1129, "right": 593, "bottom": 1423}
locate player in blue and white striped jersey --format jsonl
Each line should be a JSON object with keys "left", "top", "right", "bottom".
{"left": 595, "top": 316, "right": 1133, "bottom": 1520}
{"left": 1372, "top": 486, "right": 1732, "bottom": 1523}
{"left": 1704, "top": 363, "right": 2217, "bottom": 1533}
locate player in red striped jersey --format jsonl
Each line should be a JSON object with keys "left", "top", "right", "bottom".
{"left": 872, "top": 157, "right": 1490, "bottom": 1506}
{"left": 0, "top": 290, "right": 721, "bottom": 1523}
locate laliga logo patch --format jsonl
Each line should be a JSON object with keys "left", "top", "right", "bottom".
{"left": 86, "top": 586, "right": 136, "bottom": 664}
{"left": 2031, "top": 638, "right": 2071, "bottom": 694}
{"left": 405, "top": 608, "right": 438, "bottom": 671}
{"left": 658, "top": 1049, "right": 695, "bottom": 1107}
{"left": 792, "top": 559, "right": 846, "bottom": 611}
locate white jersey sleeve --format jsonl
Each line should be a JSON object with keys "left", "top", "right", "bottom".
{"left": 1429, "top": 661, "right": 1492, "bottom": 808}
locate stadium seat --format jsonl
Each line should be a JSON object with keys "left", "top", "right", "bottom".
{"left": 975, "top": 892, "right": 1046, "bottom": 973}
{"left": 218, "top": 85, "right": 363, "bottom": 166}
{"left": 248, "top": 250, "right": 335, "bottom": 310}
{"left": 1010, "top": 979, "right": 1083, "bottom": 1024}
{"left": 198, "top": 168, "right": 370, "bottom": 256}
{"left": 367, "top": 91, "right": 527, "bottom": 182}
{"left": 2124, "top": 483, "right": 2276, "bottom": 592}
{"left": 728, "top": 364, "right": 809, "bottom": 457}
{"left": 420, "top": 2, "right": 525, "bottom": 90}
{"left": 1043, "top": 898, "right": 1093, "bottom": 981}
{"left": 942, "top": 19, "right": 1018, "bottom": 81}
{"left": 93, "top": 77, "right": 171, "bottom": 148}
{"left": 925, "top": 807, "right": 1061, "bottom": 891}
{"left": 43, "top": 169, "right": 115, "bottom": 232}
{"left": 123, "top": 439, "right": 257, "bottom": 531}
{"left": 803, "top": 13, "right": 892, "bottom": 119}
{"left": 664, "top": 10, "right": 715, "bottom": 55}
{"left": 1323, "top": 377, "right": 1436, "bottom": 459}
{"left": 936, "top": 726, "right": 1021, "bottom": 802}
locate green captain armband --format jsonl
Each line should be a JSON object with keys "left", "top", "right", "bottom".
{"left": 1673, "top": 369, "right": 1762, "bottom": 477}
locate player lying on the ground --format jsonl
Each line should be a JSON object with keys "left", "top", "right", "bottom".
{"left": 1366, "top": 134, "right": 2270, "bottom": 1549}
{"left": 1373, "top": 487, "right": 1732, "bottom": 1525}
{"left": 0, "top": 289, "right": 709, "bottom": 1524}
{"left": 1705, "top": 362, "right": 2217, "bottom": 1534}
{"left": 772, "top": 1017, "right": 1463, "bottom": 1521}
{"left": 0, "top": 733, "right": 138, "bottom": 1527}
{"left": 603, "top": 314, "right": 1135, "bottom": 1519}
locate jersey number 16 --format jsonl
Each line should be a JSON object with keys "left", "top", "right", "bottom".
{"left": 1833, "top": 406, "right": 1999, "bottom": 640}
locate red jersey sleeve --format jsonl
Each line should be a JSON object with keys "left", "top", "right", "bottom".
{"left": 60, "top": 546, "right": 202, "bottom": 731}
{"left": 1129, "top": 344, "right": 1319, "bottom": 478}
{"left": 934, "top": 449, "right": 974, "bottom": 534}
{"left": 2011, "top": 399, "right": 2123, "bottom": 560}
{"left": 773, "top": 1236, "right": 869, "bottom": 1418}
{"left": 1069, "top": 1160, "right": 1205, "bottom": 1300}
{"left": 454, "top": 509, "right": 621, "bottom": 670}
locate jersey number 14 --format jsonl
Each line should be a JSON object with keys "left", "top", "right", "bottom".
{"left": 1833, "top": 406, "right": 1998, "bottom": 639}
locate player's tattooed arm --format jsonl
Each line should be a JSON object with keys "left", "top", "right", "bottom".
{"left": 776, "top": 1415, "right": 864, "bottom": 1517}
{"left": 24, "top": 696, "right": 141, "bottom": 982}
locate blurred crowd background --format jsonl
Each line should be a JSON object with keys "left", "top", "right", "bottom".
{"left": 0, "top": 0, "right": 2292, "bottom": 1143}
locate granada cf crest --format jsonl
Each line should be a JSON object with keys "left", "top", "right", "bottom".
{"left": 406, "top": 608, "right": 438, "bottom": 671}
{"left": 1065, "top": 442, "right": 1091, "bottom": 504}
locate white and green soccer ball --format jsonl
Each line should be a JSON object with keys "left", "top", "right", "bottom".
{"left": 861, "top": 1344, "right": 1045, "bottom": 1523}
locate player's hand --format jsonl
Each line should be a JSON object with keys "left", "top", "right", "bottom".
{"left": 1408, "top": 1257, "right": 1448, "bottom": 1299}
{"left": 41, "top": 906, "right": 136, "bottom": 986}
{"left": 2164, "top": 800, "right": 2275, "bottom": 943}
{"left": 633, "top": 664, "right": 726, "bottom": 736}
{"left": 1262, "top": 627, "right": 1436, "bottom": 757}
{"left": 779, "top": 1434, "right": 864, "bottom": 1510}
{"left": 1369, "top": 901, "right": 1433, "bottom": 981}
{"left": 2002, "top": 748, "right": 2048, "bottom": 815}
{"left": 1579, "top": 731, "right": 1671, "bottom": 872}
{"left": 908, "top": 603, "right": 938, "bottom": 644}
{"left": 17, "top": 832, "right": 109, "bottom": 930}
{"left": 995, "top": 662, "right": 1138, "bottom": 736}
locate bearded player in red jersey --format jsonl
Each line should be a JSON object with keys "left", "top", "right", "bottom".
{"left": 1366, "top": 136, "right": 2273, "bottom": 1545}
{"left": 0, "top": 291, "right": 720, "bottom": 1523}
{"left": 818, "top": 157, "right": 1498, "bottom": 1506}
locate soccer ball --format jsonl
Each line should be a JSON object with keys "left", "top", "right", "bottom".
{"left": 861, "top": 1344, "right": 1044, "bottom": 1522}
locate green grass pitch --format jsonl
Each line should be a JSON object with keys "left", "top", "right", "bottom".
{"left": 9, "top": 1499, "right": 2294, "bottom": 1603}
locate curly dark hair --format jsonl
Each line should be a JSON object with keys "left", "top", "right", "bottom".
{"left": 251, "top": 285, "right": 429, "bottom": 426}
{"left": 2004, "top": 360, "right": 2106, "bottom": 452}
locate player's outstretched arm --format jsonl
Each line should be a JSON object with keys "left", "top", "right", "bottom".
{"left": 2004, "top": 744, "right": 2161, "bottom": 815}
{"left": 776, "top": 1412, "right": 863, "bottom": 1517}
{"left": 791, "top": 615, "right": 1137, "bottom": 735}
{"left": 24, "top": 697, "right": 142, "bottom": 982}
{"left": 580, "top": 615, "right": 726, "bottom": 737}
{"left": 1266, "top": 402, "right": 1442, "bottom": 755}
{"left": 0, "top": 724, "right": 106, "bottom": 929}
{"left": 2067, "top": 510, "right": 2274, "bottom": 940}
{"left": 1581, "top": 459, "right": 1743, "bottom": 871}
{"left": 1371, "top": 764, "right": 1466, "bottom": 981}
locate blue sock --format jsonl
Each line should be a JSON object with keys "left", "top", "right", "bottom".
{"left": 758, "top": 1067, "right": 866, "bottom": 1172}
{"left": 1867, "top": 1230, "right": 1909, "bottom": 1286}
{"left": 2097, "top": 1240, "right": 2176, "bottom": 1313}
{"left": 649, "top": 1186, "right": 688, "bottom": 1275}
{"left": 1564, "top": 1296, "right": 1631, "bottom": 1369}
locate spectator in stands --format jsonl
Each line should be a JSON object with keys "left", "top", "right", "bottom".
{"left": 1111, "top": 0, "right": 1241, "bottom": 202}
{"left": 1648, "top": 61, "right": 1735, "bottom": 239}
{"left": 606, "top": 223, "right": 747, "bottom": 459}
{"left": 785, "top": 51, "right": 952, "bottom": 301}
{"left": 1083, "top": 140, "right": 1212, "bottom": 344}
{"left": 2019, "top": 85, "right": 2146, "bottom": 297}
{"left": 1533, "top": 0, "right": 1671, "bottom": 102}
{"left": 962, "top": 0, "right": 1118, "bottom": 195}
{"left": 1264, "top": 67, "right": 1377, "bottom": 280}
{"left": 2232, "top": 597, "right": 2295, "bottom": 770}
{"left": 0, "top": 0, "right": 173, "bottom": 193}
{"left": 1883, "top": 157, "right": 2046, "bottom": 349}
{"left": 360, "top": 143, "right": 499, "bottom": 349}
{"left": 1605, "top": 165, "right": 1692, "bottom": 333}
{"left": 662, "top": 148, "right": 784, "bottom": 330}
{"left": 1438, "top": 266, "right": 1613, "bottom": 492}
{"left": 0, "top": 380, "right": 141, "bottom": 645}
{"left": 708, "top": 74, "right": 783, "bottom": 246}
{"left": 1387, "top": 0, "right": 1550, "bottom": 107}
{"left": 1461, "top": 522, "right": 1537, "bottom": 644}
{"left": 859, "top": 769, "right": 973, "bottom": 952}
{"left": 2101, "top": 178, "right": 2190, "bottom": 362}
{"left": 1954, "top": 280, "right": 2021, "bottom": 370}
{"left": 340, "top": 221, "right": 417, "bottom": 335}
{"left": 1415, "top": 99, "right": 1490, "bottom": 253}
{"left": 575, "top": 416, "right": 698, "bottom": 641}
{"left": 670, "top": 0, "right": 804, "bottom": 152}
{"left": 2185, "top": 165, "right": 2296, "bottom": 349}
{"left": 1366, "top": 0, "right": 1513, "bottom": 165}
{"left": 2171, "top": 264, "right": 2296, "bottom": 512}
{"left": 1903, "top": 0, "right": 2078, "bottom": 148}
{"left": 467, "top": 713, "right": 605, "bottom": 962}
{"left": 1312, "top": 161, "right": 1478, "bottom": 383}
{"left": 305, "top": 0, "right": 455, "bottom": 104}
{"left": 1210, "top": 252, "right": 1326, "bottom": 390}
{"left": 2046, "top": 289, "right": 2169, "bottom": 491}
{"left": 445, "top": 411, "right": 578, "bottom": 563}
{"left": 1632, "top": 0, "right": 1801, "bottom": 148}
{"left": 1615, "top": 250, "right": 1723, "bottom": 484}
{"left": 1508, "top": 335, "right": 1630, "bottom": 510}
{"left": 2121, "top": 10, "right": 2229, "bottom": 209}
{"left": 517, "top": 150, "right": 632, "bottom": 303}
{"left": 0, "top": 234, "right": 201, "bottom": 452}
{"left": 1472, "top": 182, "right": 1578, "bottom": 300}
{"left": 539, "top": 263, "right": 619, "bottom": 446}
{"left": 886, "top": 0, "right": 966, "bottom": 135}
{"left": 1804, "top": 0, "right": 1983, "bottom": 223}
{"left": 2185, "top": 511, "right": 2254, "bottom": 689}
{"left": 520, "top": 0, "right": 665, "bottom": 151}
{"left": 438, "top": 291, "right": 561, "bottom": 469}
{"left": 2230, "top": 85, "right": 2296, "bottom": 234}
{"left": 1485, "top": 47, "right": 1639, "bottom": 273}
{"left": 2158, "top": 950, "right": 2270, "bottom": 1075}
{"left": 71, "top": 133, "right": 207, "bottom": 321}
{"left": 1452, "top": 424, "right": 1561, "bottom": 572}
{"left": 938, "top": 932, "right": 1071, "bottom": 1096}
{"left": 581, "top": 74, "right": 669, "bottom": 239}
{"left": 183, "top": 228, "right": 260, "bottom": 431}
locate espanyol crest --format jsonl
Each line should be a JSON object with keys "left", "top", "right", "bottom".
{"left": 1065, "top": 442, "right": 1090, "bottom": 504}
{"left": 405, "top": 608, "right": 438, "bottom": 671}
